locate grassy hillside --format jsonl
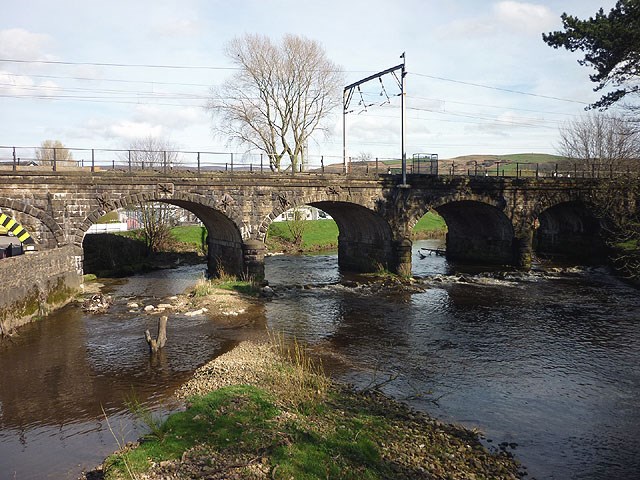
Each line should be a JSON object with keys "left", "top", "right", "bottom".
{"left": 319, "top": 153, "right": 567, "bottom": 175}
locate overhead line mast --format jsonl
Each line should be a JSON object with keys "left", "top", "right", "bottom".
{"left": 343, "top": 53, "right": 407, "bottom": 185}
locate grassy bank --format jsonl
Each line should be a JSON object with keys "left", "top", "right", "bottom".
{"left": 412, "top": 211, "right": 447, "bottom": 240}
{"left": 266, "top": 219, "right": 339, "bottom": 252}
{"left": 86, "top": 212, "right": 446, "bottom": 273}
{"left": 100, "top": 341, "right": 521, "bottom": 480}
{"left": 266, "top": 211, "right": 447, "bottom": 252}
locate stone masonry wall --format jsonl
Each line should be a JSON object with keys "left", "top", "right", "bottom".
{"left": 0, "top": 245, "right": 82, "bottom": 335}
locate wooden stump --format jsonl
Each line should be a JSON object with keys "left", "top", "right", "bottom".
{"left": 145, "top": 315, "right": 168, "bottom": 353}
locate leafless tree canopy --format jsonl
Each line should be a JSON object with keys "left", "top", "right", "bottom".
{"left": 557, "top": 113, "right": 640, "bottom": 172}
{"left": 208, "top": 34, "right": 344, "bottom": 171}
{"left": 557, "top": 113, "right": 640, "bottom": 279}
{"left": 35, "top": 140, "right": 73, "bottom": 164}
{"left": 124, "top": 136, "right": 181, "bottom": 169}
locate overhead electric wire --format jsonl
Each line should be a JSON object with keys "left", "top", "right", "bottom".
{"left": 0, "top": 58, "right": 237, "bottom": 70}
{"left": 1, "top": 72, "right": 215, "bottom": 88}
{"left": 411, "top": 72, "right": 589, "bottom": 105}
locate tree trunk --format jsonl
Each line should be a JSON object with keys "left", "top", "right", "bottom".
{"left": 145, "top": 315, "right": 168, "bottom": 353}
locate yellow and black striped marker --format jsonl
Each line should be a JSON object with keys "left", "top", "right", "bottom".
{"left": 0, "top": 213, "right": 35, "bottom": 245}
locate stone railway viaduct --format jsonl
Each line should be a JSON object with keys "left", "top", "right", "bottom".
{"left": 0, "top": 169, "right": 606, "bottom": 282}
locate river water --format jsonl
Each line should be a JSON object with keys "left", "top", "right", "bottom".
{"left": 1, "top": 240, "right": 639, "bottom": 479}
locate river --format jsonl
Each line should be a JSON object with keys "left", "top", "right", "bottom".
{"left": 0, "top": 240, "right": 639, "bottom": 479}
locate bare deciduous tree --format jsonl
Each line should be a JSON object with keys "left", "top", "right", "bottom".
{"left": 122, "top": 137, "right": 182, "bottom": 252}
{"left": 208, "top": 34, "right": 344, "bottom": 172}
{"left": 125, "top": 136, "right": 180, "bottom": 169}
{"left": 557, "top": 113, "right": 640, "bottom": 173}
{"left": 35, "top": 140, "right": 73, "bottom": 165}
{"left": 557, "top": 112, "right": 640, "bottom": 279}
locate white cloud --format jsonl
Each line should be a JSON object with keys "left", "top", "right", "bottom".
{"left": 438, "top": 1, "right": 555, "bottom": 39}
{"left": 151, "top": 19, "right": 202, "bottom": 37}
{"left": 0, "top": 28, "right": 55, "bottom": 61}
{"left": 0, "top": 70, "right": 60, "bottom": 97}
{"left": 493, "top": 1, "right": 556, "bottom": 32}
{"left": 107, "top": 121, "right": 165, "bottom": 140}
{"left": 132, "top": 104, "right": 206, "bottom": 129}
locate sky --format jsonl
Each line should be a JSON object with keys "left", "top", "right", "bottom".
{"left": 0, "top": 0, "right": 622, "bottom": 164}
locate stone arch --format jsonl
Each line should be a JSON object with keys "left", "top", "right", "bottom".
{"left": 533, "top": 200, "right": 605, "bottom": 262}
{"left": 410, "top": 197, "right": 515, "bottom": 265}
{"left": 0, "top": 197, "right": 64, "bottom": 248}
{"left": 258, "top": 192, "right": 402, "bottom": 273}
{"left": 77, "top": 191, "right": 246, "bottom": 277}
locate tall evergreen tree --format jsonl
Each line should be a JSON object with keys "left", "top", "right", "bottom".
{"left": 543, "top": 0, "right": 640, "bottom": 110}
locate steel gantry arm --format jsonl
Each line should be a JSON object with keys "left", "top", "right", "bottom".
{"left": 343, "top": 54, "right": 407, "bottom": 185}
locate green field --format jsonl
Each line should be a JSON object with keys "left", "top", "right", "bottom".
{"left": 165, "top": 212, "right": 445, "bottom": 254}
{"left": 413, "top": 211, "right": 446, "bottom": 235}
{"left": 267, "top": 218, "right": 339, "bottom": 250}
{"left": 171, "top": 225, "right": 208, "bottom": 247}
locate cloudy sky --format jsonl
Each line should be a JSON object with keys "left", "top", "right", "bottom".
{"left": 0, "top": 0, "right": 621, "bottom": 163}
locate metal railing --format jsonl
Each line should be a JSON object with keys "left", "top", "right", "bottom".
{"left": 0, "top": 145, "right": 637, "bottom": 179}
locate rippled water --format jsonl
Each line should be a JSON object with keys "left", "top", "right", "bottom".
{"left": 266, "top": 241, "right": 640, "bottom": 480}
{"left": 1, "top": 242, "right": 639, "bottom": 479}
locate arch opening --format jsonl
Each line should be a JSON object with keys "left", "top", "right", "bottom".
{"left": 81, "top": 199, "right": 244, "bottom": 278}
{"left": 0, "top": 201, "right": 62, "bottom": 250}
{"left": 264, "top": 201, "right": 399, "bottom": 274}
{"left": 434, "top": 200, "right": 514, "bottom": 265}
{"left": 310, "top": 201, "right": 396, "bottom": 273}
{"left": 533, "top": 201, "right": 605, "bottom": 263}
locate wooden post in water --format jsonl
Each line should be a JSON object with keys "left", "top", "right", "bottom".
{"left": 145, "top": 315, "right": 168, "bottom": 353}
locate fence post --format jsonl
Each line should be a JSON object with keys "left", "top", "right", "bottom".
{"left": 12, "top": 147, "right": 16, "bottom": 171}
{"left": 554, "top": 163, "right": 558, "bottom": 178}
{"left": 516, "top": 162, "right": 520, "bottom": 178}
{"left": 163, "top": 151, "right": 167, "bottom": 174}
{"left": 197, "top": 152, "right": 201, "bottom": 175}
{"left": 230, "top": 153, "right": 234, "bottom": 172}
{"left": 128, "top": 150, "right": 132, "bottom": 173}
{"left": 375, "top": 157, "right": 378, "bottom": 174}
{"left": 112, "top": 158, "right": 115, "bottom": 170}
{"left": 496, "top": 162, "right": 500, "bottom": 177}
{"left": 260, "top": 154, "right": 263, "bottom": 173}
{"left": 91, "top": 149, "right": 95, "bottom": 172}
{"left": 53, "top": 148, "right": 57, "bottom": 172}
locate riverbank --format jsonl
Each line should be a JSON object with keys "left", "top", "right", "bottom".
{"left": 90, "top": 280, "right": 522, "bottom": 480}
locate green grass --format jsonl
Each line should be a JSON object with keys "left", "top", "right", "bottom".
{"left": 170, "top": 225, "right": 207, "bottom": 246}
{"left": 413, "top": 211, "right": 446, "bottom": 233}
{"left": 616, "top": 239, "right": 639, "bottom": 251}
{"left": 167, "top": 214, "right": 448, "bottom": 255}
{"left": 96, "top": 211, "right": 119, "bottom": 224}
{"left": 267, "top": 219, "right": 339, "bottom": 250}
{"left": 101, "top": 339, "right": 522, "bottom": 480}
{"left": 104, "top": 386, "right": 279, "bottom": 477}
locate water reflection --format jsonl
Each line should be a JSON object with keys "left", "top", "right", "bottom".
{"left": 1, "top": 245, "right": 639, "bottom": 479}
{"left": 264, "top": 241, "right": 640, "bottom": 480}
{"left": 0, "top": 265, "right": 265, "bottom": 479}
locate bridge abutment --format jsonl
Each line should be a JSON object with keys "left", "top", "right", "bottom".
{"left": 242, "top": 239, "right": 266, "bottom": 282}
{"left": 512, "top": 229, "right": 534, "bottom": 269}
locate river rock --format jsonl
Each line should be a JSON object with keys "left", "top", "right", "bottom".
{"left": 144, "top": 305, "right": 155, "bottom": 312}
{"left": 81, "top": 294, "right": 112, "bottom": 313}
{"left": 261, "top": 286, "right": 275, "bottom": 298}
